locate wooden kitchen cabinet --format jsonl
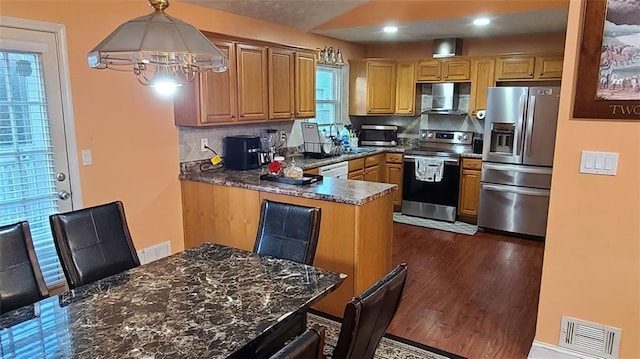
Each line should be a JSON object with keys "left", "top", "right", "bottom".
{"left": 495, "top": 55, "right": 563, "bottom": 81}
{"left": 495, "top": 55, "right": 535, "bottom": 80}
{"left": 236, "top": 43, "right": 268, "bottom": 122}
{"left": 416, "top": 59, "right": 441, "bottom": 81}
{"left": 349, "top": 60, "right": 396, "bottom": 115}
{"left": 175, "top": 34, "right": 314, "bottom": 126}
{"left": 458, "top": 158, "right": 482, "bottom": 217}
{"left": 174, "top": 40, "right": 238, "bottom": 125}
{"left": 442, "top": 59, "right": 471, "bottom": 81}
{"left": 268, "top": 48, "right": 316, "bottom": 120}
{"left": 294, "top": 51, "right": 316, "bottom": 118}
{"left": 364, "top": 165, "right": 380, "bottom": 182}
{"left": 416, "top": 59, "right": 470, "bottom": 82}
{"left": 469, "top": 57, "right": 496, "bottom": 117}
{"left": 394, "top": 61, "right": 417, "bottom": 115}
{"left": 384, "top": 153, "right": 403, "bottom": 210}
{"left": 174, "top": 39, "right": 268, "bottom": 125}
{"left": 268, "top": 47, "right": 295, "bottom": 120}
{"left": 535, "top": 56, "right": 563, "bottom": 79}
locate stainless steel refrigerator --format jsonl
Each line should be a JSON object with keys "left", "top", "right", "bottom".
{"left": 478, "top": 86, "right": 560, "bottom": 237}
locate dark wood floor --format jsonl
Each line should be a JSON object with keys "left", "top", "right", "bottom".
{"left": 387, "top": 223, "right": 545, "bottom": 359}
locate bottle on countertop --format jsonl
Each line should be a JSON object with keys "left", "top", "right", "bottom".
{"left": 340, "top": 125, "right": 350, "bottom": 150}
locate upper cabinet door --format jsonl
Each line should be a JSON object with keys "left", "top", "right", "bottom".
{"left": 442, "top": 59, "right": 470, "bottom": 81}
{"left": 173, "top": 39, "right": 238, "bottom": 126}
{"left": 535, "top": 56, "right": 563, "bottom": 79}
{"left": 495, "top": 56, "right": 535, "bottom": 80}
{"left": 416, "top": 59, "right": 441, "bottom": 81}
{"left": 295, "top": 51, "right": 316, "bottom": 118}
{"left": 469, "top": 57, "right": 495, "bottom": 116}
{"left": 366, "top": 61, "right": 396, "bottom": 114}
{"left": 268, "top": 48, "right": 295, "bottom": 120}
{"left": 395, "top": 61, "right": 416, "bottom": 115}
{"left": 237, "top": 43, "right": 268, "bottom": 122}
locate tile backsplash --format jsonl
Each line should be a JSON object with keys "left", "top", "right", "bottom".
{"left": 179, "top": 122, "right": 293, "bottom": 162}
{"left": 349, "top": 82, "right": 484, "bottom": 139}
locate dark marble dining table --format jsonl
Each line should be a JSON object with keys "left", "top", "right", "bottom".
{"left": 0, "top": 242, "right": 345, "bottom": 358}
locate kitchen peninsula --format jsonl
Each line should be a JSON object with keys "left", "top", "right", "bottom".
{"left": 180, "top": 167, "right": 396, "bottom": 317}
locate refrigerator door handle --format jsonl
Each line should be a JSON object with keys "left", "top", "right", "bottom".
{"left": 515, "top": 94, "right": 526, "bottom": 156}
{"left": 482, "top": 162, "right": 552, "bottom": 174}
{"left": 482, "top": 183, "right": 550, "bottom": 197}
{"left": 524, "top": 95, "right": 536, "bottom": 157}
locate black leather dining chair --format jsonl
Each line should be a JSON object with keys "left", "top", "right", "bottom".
{"left": 49, "top": 201, "right": 140, "bottom": 289}
{"left": 253, "top": 200, "right": 321, "bottom": 266}
{"left": 269, "top": 325, "right": 325, "bottom": 359}
{"left": 331, "top": 263, "right": 408, "bottom": 359}
{"left": 0, "top": 221, "right": 49, "bottom": 314}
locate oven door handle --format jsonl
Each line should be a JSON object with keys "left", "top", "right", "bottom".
{"left": 404, "top": 155, "right": 459, "bottom": 165}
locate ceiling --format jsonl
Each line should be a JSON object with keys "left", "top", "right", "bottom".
{"left": 180, "top": 0, "right": 570, "bottom": 44}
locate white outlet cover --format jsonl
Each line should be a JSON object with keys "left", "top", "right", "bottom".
{"left": 200, "top": 138, "right": 208, "bottom": 152}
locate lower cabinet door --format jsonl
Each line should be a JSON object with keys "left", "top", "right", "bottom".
{"left": 459, "top": 169, "right": 481, "bottom": 216}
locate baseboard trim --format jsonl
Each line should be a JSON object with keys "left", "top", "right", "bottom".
{"left": 529, "top": 341, "right": 600, "bottom": 359}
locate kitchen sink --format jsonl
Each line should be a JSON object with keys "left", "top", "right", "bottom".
{"left": 345, "top": 147, "right": 376, "bottom": 154}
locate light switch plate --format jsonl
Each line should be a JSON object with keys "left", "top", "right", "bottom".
{"left": 81, "top": 150, "right": 92, "bottom": 166}
{"left": 580, "top": 151, "right": 618, "bottom": 175}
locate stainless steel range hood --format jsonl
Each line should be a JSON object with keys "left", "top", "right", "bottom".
{"left": 421, "top": 83, "right": 467, "bottom": 115}
{"left": 422, "top": 38, "right": 466, "bottom": 115}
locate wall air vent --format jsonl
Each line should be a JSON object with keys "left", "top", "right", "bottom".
{"left": 559, "top": 316, "right": 621, "bottom": 359}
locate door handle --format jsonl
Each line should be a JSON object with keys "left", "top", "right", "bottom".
{"left": 525, "top": 96, "right": 536, "bottom": 157}
{"left": 57, "top": 190, "right": 71, "bottom": 200}
{"left": 482, "top": 184, "right": 549, "bottom": 196}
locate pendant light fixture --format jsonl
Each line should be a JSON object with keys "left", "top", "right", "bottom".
{"left": 87, "top": 0, "right": 228, "bottom": 95}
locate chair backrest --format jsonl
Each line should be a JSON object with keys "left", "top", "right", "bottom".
{"left": 332, "top": 263, "right": 408, "bottom": 359}
{"left": 269, "top": 325, "right": 325, "bottom": 359}
{"left": 0, "top": 221, "right": 48, "bottom": 314}
{"left": 253, "top": 200, "right": 321, "bottom": 265}
{"left": 49, "top": 201, "right": 140, "bottom": 289}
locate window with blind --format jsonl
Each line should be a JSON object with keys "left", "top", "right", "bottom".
{"left": 310, "top": 65, "right": 342, "bottom": 127}
{"left": 0, "top": 50, "right": 64, "bottom": 286}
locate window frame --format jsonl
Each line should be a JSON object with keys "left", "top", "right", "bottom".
{"left": 311, "top": 65, "right": 343, "bottom": 129}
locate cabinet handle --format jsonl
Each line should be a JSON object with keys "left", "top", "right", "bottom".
{"left": 529, "top": 72, "right": 533, "bottom": 76}
{"left": 540, "top": 72, "right": 544, "bottom": 76}
{"left": 368, "top": 109, "right": 372, "bottom": 113}
{"left": 232, "top": 115, "right": 236, "bottom": 118}
{"left": 240, "top": 114, "right": 244, "bottom": 117}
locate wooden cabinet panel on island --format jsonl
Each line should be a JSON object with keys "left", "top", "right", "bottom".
{"left": 458, "top": 158, "right": 482, "bottom": 217}
{"left": 349, "top": 60, "right": 396, "bottom": 115}
{"left": 469, "top": 57, "right": 496, "bottom": 117}
{"left": 180, "top": 179, "right": 394, "bottom": 318}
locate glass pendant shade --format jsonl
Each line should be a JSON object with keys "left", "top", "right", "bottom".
{"left": 87, "top": 0, "right": 228, "bottom": 86}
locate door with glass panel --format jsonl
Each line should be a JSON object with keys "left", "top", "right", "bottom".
{"left": 0, "top": 26, "right": 74, "bottom": 287}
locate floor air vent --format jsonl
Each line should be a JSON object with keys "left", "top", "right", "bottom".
{"left": 559, "top": 316, "right": 621, "bottom": 359}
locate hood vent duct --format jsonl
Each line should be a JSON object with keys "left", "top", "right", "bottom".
{"left": 432, "top": 38, "right": 463, "bottom": 58}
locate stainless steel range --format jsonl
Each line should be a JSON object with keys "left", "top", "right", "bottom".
{"left": 402, "top": 129, "right": 475, "bottom": 222}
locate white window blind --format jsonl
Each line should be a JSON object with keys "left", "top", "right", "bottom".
{"left": 0, "top": 50, "right": 64, "bottom": 286}
{"left": 0, "top": 300, "right": 71, "bottom": 357}
{"left": 310, "top": 65, "right": 342, "bottom": 127}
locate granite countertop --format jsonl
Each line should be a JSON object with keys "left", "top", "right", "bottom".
{"left": 0, "top": 243, "right": 345, "bottom": 358}
{"left": 180, "top": 169, "right": 397, "bottom": 206}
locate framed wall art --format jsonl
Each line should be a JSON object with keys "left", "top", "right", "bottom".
{"left": 573, "top": 0, "right": 640, "bottom": 119}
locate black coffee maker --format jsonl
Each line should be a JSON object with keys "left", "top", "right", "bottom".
{"left": 224, "top": 136, "right": 261, "bottom": 170}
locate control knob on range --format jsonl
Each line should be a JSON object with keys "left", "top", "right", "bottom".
{"left": 462, "top": 134, "right": 469, "bottom": 141}
{"left": 427, "top": 132, "right": 434, "bottom": 138}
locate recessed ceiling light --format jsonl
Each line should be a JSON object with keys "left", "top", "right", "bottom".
{"left": 473, "top": 18, "right": 490, "bottom": 26}
{"left": 383, "top": 26, "right": 398, "bottom": 33}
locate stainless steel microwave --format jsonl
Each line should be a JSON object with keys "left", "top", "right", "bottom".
{"left": 359, "top": 125, "right": 398, "bottom": 146}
